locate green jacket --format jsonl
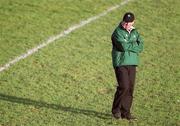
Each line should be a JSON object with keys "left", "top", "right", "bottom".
{"left": 111, "top": 24, "right": 144, "bottom": 68}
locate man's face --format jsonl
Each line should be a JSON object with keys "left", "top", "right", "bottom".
{"left": 125, "top": 21, "right": 134, "bottom": 30}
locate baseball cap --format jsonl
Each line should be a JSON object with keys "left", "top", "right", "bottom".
{"left": 123, "top": 12, "right": 135, "bottom": 22}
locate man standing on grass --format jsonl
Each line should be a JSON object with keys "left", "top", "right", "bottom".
{"left": 111, "top": 12, "right": 144, "bottom": 120}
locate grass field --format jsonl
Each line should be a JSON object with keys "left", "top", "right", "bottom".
{"left": 0, "top": 0, "right": 180, "bottom": 126}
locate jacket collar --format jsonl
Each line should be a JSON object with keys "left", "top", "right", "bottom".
{"left": 119, "top": 21, "right": 135, "bottom": 33}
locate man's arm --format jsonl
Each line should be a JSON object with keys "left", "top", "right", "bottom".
{"left": 129, "top": 33, "right": 144, "bottom": 53}
{"left": 113, "top": 30, "right": 143, "bottom": 53}
{"left": 111, "top": 35, "right": 125, "bottom": 52}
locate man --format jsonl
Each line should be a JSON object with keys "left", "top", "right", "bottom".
{"left": 111, "top": 12, "right": 144, "bottom": 120}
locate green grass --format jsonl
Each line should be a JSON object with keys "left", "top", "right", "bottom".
{"left": 0, "top": 0, "right": 180, "bottom": 126}
{"left": 0, "top": 0, "right": 121, "bottom": 65}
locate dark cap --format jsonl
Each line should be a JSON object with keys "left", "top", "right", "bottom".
{"left": 123, "top": 12, "right": 135, "bottom": 22}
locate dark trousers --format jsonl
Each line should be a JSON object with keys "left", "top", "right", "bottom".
{"left": 112, "top": 66, "right": 136, "bottom": 116}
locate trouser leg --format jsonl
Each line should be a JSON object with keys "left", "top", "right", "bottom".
{"left": 112, "top": 66, "right": 136, "bottom": 116}
{"left": 128, "top": 66, "right": 136, "bottom": 110}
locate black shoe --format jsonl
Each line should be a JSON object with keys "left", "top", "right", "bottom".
{"left": 121, "top": 114, "right": 137, "bottom": 121}
{"left": 112, "top": 113, "right": 121, "bottom": 119}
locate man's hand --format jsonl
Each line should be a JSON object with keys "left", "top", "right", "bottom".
{"left": 137, "top": 40, "right": 140, "bottom": 45}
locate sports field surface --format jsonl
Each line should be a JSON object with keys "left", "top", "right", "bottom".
{"left": 0, "top": 0, "right": 179, "bottom": 125}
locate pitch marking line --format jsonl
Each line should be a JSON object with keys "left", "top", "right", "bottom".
{"left": 0, "top": 0, "right": 133, "bottom": 73}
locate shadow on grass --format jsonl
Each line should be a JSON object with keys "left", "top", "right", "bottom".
{"left": 0, "top": 93, "right": 111, "bottom": 119}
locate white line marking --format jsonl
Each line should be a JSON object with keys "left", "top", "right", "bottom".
{"left": 0, "top": 0, "right": 132, "bottom": 73}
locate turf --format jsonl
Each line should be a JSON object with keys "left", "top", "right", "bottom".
{"left": 0, "top": 0, "right": 121, "bottom": 65}
{"left": 0, "top": 0, "right": 179, "bottom": 126}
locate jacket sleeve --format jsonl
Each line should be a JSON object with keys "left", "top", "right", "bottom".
{"left": 113, "top": 30, "right": 143, "bottom": 53}
{"left": 111, "top": 35, "right": 125, "bottom": 52}
{"left": 129, "top": 33, "right": 144, "bottom": 53}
